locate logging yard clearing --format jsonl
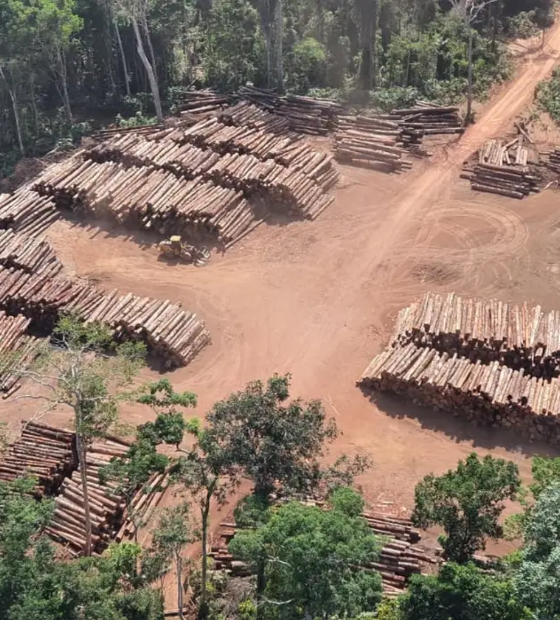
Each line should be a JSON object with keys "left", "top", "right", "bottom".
{"left": 5, "top": 21, "right": 560, "bottom": 578}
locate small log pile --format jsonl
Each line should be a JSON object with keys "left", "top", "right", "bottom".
{"left": 94, "top": 123, "right": 164, "bottom": 141}
{"left": 478, "top": 137, "right": 530, "bottom": 167}
{"left": 333, "top": 115, "right": 414, "bottom": 172}
{"left": 0, "top": 311, "right": 43, "bottom": 396}
{"left": 276, "top": 94, "right": 343, "bottom": 135}
{"left": 220, "top": 101, "right": 290, "bottom": 132}
{"left": 46, "top": 438, "right": 131, "bottom": 553}
{"left": 0, "top": 229, "right": 62, "bottom": 277}
{"left": 544, "top": 146, "right": 560, "bottom": 173}
{"left": 0, "top": 266, "right": 210, "bottom": 367}
{"left": 211, "top": 512, "right": 437, "bottom": 596}
{"left": 392, "top": 292, "right": 560, "bottom": 378}
{"left": 179, "top": 89, "right": 230, "bottom": 116}
{"left": 390, "top": 103, "right": 464, "bottom": 135}
{"left": 237, "top": 84, "right": 279, "bottom": 110}
{"left": 359, "top": 341, "right": 560, "bottom": 445}
{"left": 0, "top": 189, "right": 60, "bottom": 236}
{"left": 0, "top": 421, "right": 76, "bottom": 494}
{"left": 460, "top": 162, "right": 539, "bottom": 199}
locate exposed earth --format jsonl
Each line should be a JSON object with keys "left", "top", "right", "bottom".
{"left": 5, "top": 16, "right": 560, "bottom": 580}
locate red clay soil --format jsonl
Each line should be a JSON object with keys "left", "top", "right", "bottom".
{"left": 5, "top": 19, "right": 560, "bottom": 597}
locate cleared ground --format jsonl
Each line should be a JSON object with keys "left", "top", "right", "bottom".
{"left": 4, "top": 20, "right": 560, "bottom": 571}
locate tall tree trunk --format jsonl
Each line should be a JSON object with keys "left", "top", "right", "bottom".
{"left": 372, "top": 0, "right": 378, "bottom": 89}
{"left": 272, "top": 0, "right": 283, "bottom": 91}
{"left": 131, "top": 16, "right": 163, "bottom": 122}
{"left": 0, "top": 68, "right": 25, "bottom": 155}
{"left": 114, "top": 20, "right": 132, "bottom": 98}
{"left": 58, "top": 52, "right": 73, "bottom": 124}
{"left": 76, "top": 432, "right": 93, "bottom": 556}
{"left": 177, "top": 554, "right": 185, "bottom": 620}
{"left": 316, "top": 0, "right": 324, "bottom": 42}
{"left": 466, "top": 25, "right": 474, "bottom": 122}
{"left": 198, "top": 494, "right": 211, "bottom": 620}
{"left": 142, "top": 16, "right": 159, "bottom": 85}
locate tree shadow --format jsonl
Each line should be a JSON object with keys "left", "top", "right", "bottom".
{"left": 359, "top": 386, "right": 559, "bottom": 459}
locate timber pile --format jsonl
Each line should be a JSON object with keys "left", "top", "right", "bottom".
{"left": 391, "top": 292, "right": 560, "bottom": 378}
{"left": 220, "top": 100, "right": 290, "bottom": 132}
{"left": 237, "top": 84, "right": 279, "bottom": 110}
{"left": 460, "top": 162, "right": 539, "bottom": 199}
{"left": 0, "top": 230, "right": 62, "bottom": 277}
{"left": 545, "top": 147, "right": 560, "bottom": 173}
{"left": 46, "top": 438, "right": 131, "bottom": 553}
{"left": 333, "top": 115, "right": 414, "bottom": 172}
{"left": 179, "top": 89, "right": 230, "bottom": 116}
{"left": 211, "top": 513, "right": 437, "bottom": 596}
{"left": 0, "top": 189, "right": 60, "bottom": 236}
{"left": 34, "top": 157, "right": 255, "bottom": 245}
{"left": 478, "top": 137, "right": 530, "bottom": 167}
{"left": 0, "top": 311, "right": 43, "bottom": 396}
{"left": 95, "top": 123, "right": 164, "bottom": 141}
{"left": 0, "top": 266, "right": 210, "bottom": 367}
{"left": 390, "top": 103, "right": 464, "bottom": 135}
{"left": 359, "top": 341, "right": 560, "bottom": 445}
{"left": 276, "top": 94, "right": 343, "bottom": 135}
{"left": 0, "top": 421, "right": 75, "bottom": 494}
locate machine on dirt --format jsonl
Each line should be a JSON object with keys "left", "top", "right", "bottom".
{"left": 157, "top": 235, "right": 210, "bottom": 266}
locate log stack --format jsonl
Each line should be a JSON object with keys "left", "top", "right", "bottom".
{"left": 179, "top": 89, "right": 230, "bottom": 116}
{"left": 359, "top": 292, "right": 560, "bottom": 446}
{"left": 333, "top": 115, "right": 414, "bottom": 172}
{"left": 276, "top": 94, "right": 343, "bottom": 135}
{"left": 460, "top": 163, "right": 539, "bottom": 199}
{"left": 0, "top": 229, "right": 62, "bottom": 277}
{"left": 0, "top": 311, "right": 43, "bottom": 396}
{"left": 544, "top": 147, "right": 560, "bottom": 173}
{"left": 390, "top": 103, "right": 464, "bottom": 135}
{"left": 0, "top": 420, "right": 76, "bottom": 494}
{"left": 0, "top": 266, "right": 210, "bottom": 368}
{"left": 237, "top": 84, "right": 279, "bottom": 110}
{"left": 0, "top": 189, "right": 60, "bottom": 237}
{"left": 211, "top": 512, "right": 437, "bottom": 596}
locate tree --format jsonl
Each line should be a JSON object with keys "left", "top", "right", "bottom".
{"left": 412, "top": 453, "right": 521, "bottom": 562}
{"left": 448, "top": 0, "right": 498, "bottom": 122}
{"left": 150, "top": 504, "right": 197, "bottom": 620}
{"left": 514, "top": 482, "right": 560, "bottom": 619}
{"left": 18, "top": 313, "right": 145, "bottom": 556}
{"left": 173, "top": 418, "right": 238, "bottom": 620}
{"left": 229, "top": 487, "right": 383, "bottom": 620}
{"left": 401, "top": 562, "right": 531, "bottom": 620}
{"left": 355, "top": 0, "right": 379, "bottom": 91}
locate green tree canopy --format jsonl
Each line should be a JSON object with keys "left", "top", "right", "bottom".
{"left": 229, "top": 487, "right": 383, "bottom": 620}
{"left": 411, "top": 453, "right": 521, "bottom": 562}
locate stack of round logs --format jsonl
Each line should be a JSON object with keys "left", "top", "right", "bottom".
{"left": 0, "top": 265, "right": 210, "bottom": 368}
{"left": 461, "top": 162, "right": 539, "bottom": 199}
{"left": 359, "top": 292, "right": 560, "bottom": 446}
{"left": 389, "top": 103, "right": 464, "bottom": 135}
{"left": 392, "top": 292, "right": 560, "bottom": 378}
{"left": 0, "top": 421, "right": 76, "bottom": 494}
{"left": 276, "top": 94, "right": 343, "bottom": 135}
{"left": 333, "top": 115, "right": 417, "bottom": 172}
{"left": 179, "top": 89, "right": 230, "bottom": 116}
{"left": 545, "top": 146, "right": 560, "bottom": 173}
{"left": 0, "top": 229, "right": 62, "bottom": 277}
{"left": 210, "top": 512, "right": 437, "bottom": 597}
{"left": 0, "top": 311, "right": 43, "bottom": 396}
{"left": 0, "top": 189, "right": 60, "bottom": 237}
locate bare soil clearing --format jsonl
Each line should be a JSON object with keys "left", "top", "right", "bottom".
{"left": 5, "top": 23, "right": 560, "bottom": 525}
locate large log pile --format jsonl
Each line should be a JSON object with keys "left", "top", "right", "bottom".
{"left": 0, "top": 189, "right": 60, "bottom": 236}
{"left": 210, "top": 512, "right": 437, "bottom": 596}
{"left": 0, "top": 266, "right": 210, "bottom": 367}
{"left": 0, "top": 421, "right": 76, "bottom": 493}
{"left": 0, "top": 311, "right": 43, "bottom": 396}
{"left": 389, "top": 103, "right": 464, "bottom": 135}
{"left": 34, "top": 157, "right": 255, "bottom": 245}
{"left": 179, "top": 89, "right": 230, "bottom": 116}
{"left": 333, "top": 115, "right": 415, "bottom": 172}
{"left": 276, "top": 94, "right": 343, "bottom": 135}
{"left": 0, "top": 229, "right": 62, "bottom": 277}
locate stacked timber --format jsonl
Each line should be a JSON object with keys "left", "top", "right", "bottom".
{"left": 0, "top": 189, "right": 60, "bottom": 236}
{"left": 237, "top": 84, "right": 279, "bottom": 110}
{"left": 334, "top": 115, "right": 413, "bottom": 172}
{"left": 390, "top": 103, "right": 464, "bottom": 135}
{"left": 391, "top": 292, "right": 560, "bottom": 378}
{"left": 211, "top": 513, "right": 437, "bottom": 596}
{"left": 478, "top": 137, "right": 530, "bottom": 167}
{"left": 46, "top": 438, "right": 130, "bottom": 553}
{"left": 220, "top": 101, "right": 290, "bottom": 132}
{"left": 0, "top": 230, "right": 62, "bottom": 276}
{"left": 359, "top": 342, "right": 560, "bottom": 445}
{"left": 0, "top": 421, "right": 76, "bottom": 493}
{"left": 545, "top": 147, "right": 560, "bottom": 173}
{"left": 460, "top": 163, "right": 539, "bottom": 199}
{"left": 0, "top": 266, "right": 210, "bottom": 367}
{"left": 0, "top": 311, "right": 43, "bottom": 396}
{"left": 94, "top": 123, "right": 164, "bottom": 141}
{"left": 179, "top": 89, "right": 230, "bottom": 116}
{"left": 276, "top": 95, "right": 343, "bottom": 135}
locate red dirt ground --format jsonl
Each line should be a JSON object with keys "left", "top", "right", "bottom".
{"left": 5, "top": 19, "right": 560, "bottom": 594}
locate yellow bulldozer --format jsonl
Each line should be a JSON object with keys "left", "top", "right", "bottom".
{"left": 157, "top": 235, "right": 210, "bottom": 266}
